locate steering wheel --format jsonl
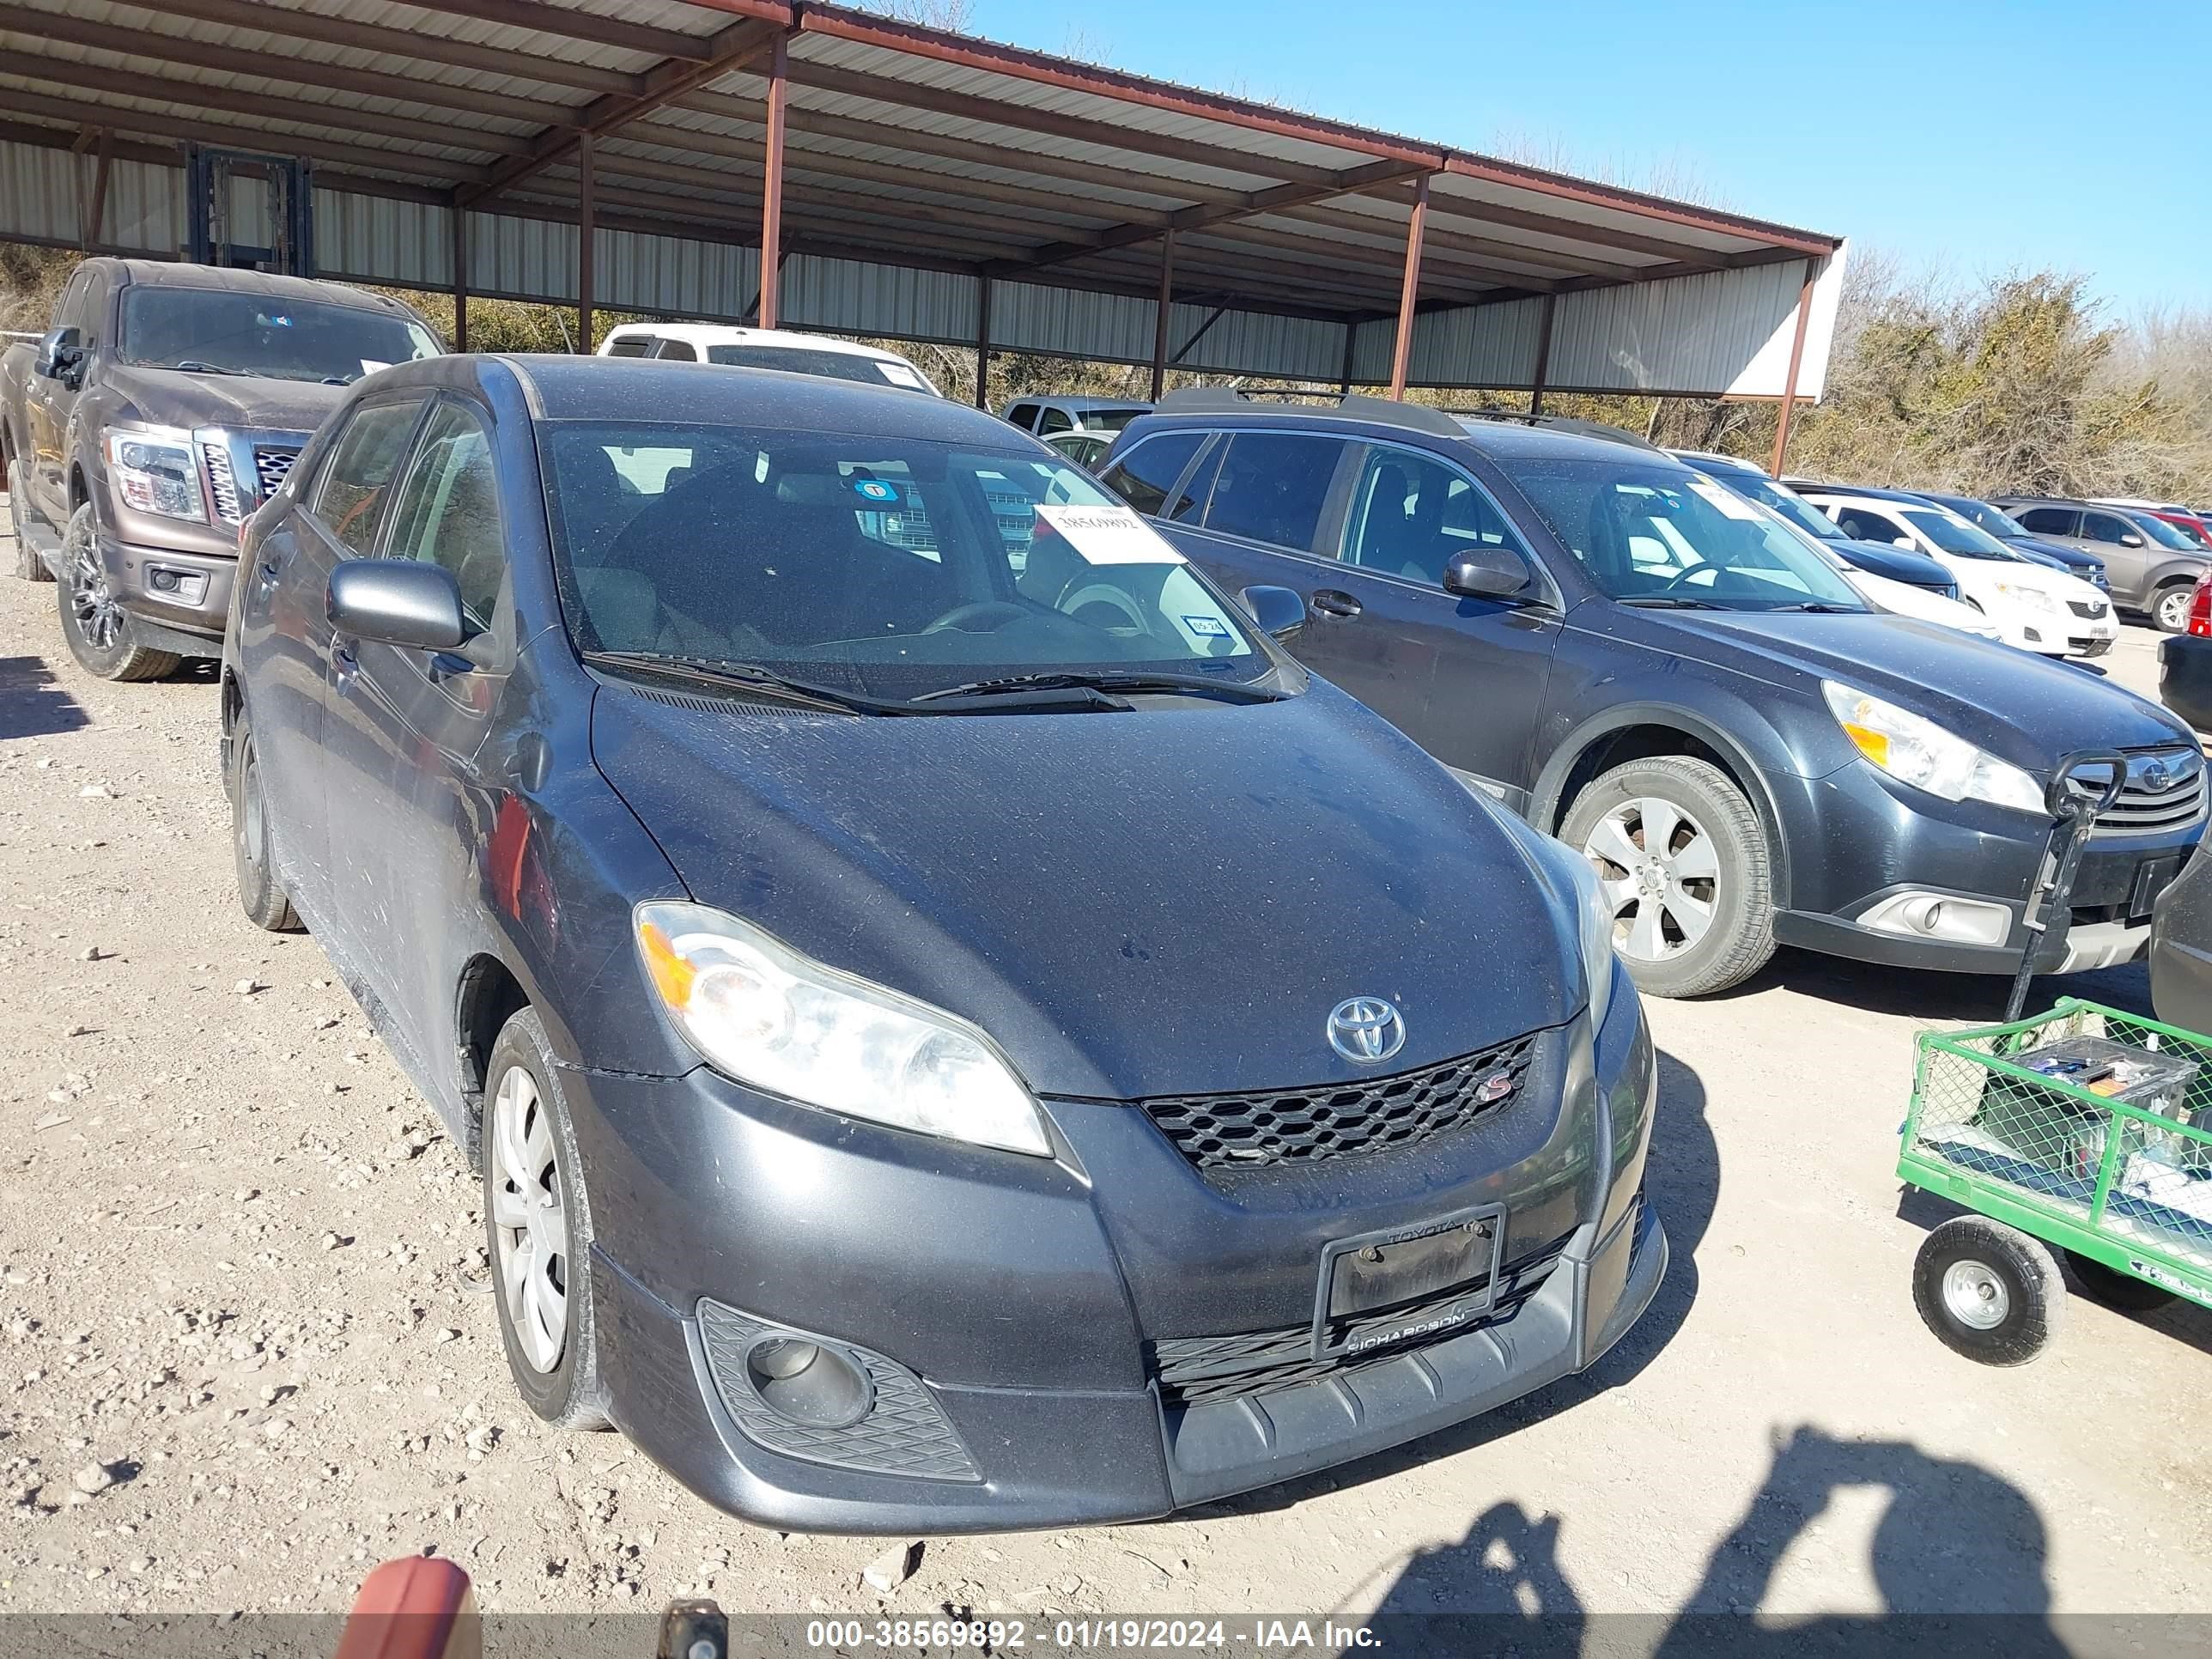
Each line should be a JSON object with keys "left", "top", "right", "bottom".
{"left": 1656, "top": 565, "right": 1723, "bottom": 592}
{"left": 921, "top": 599, "right": 1029, "bottom": 634}
{"left": 1058, "top": 582, "right": 1151, "bottom": 635}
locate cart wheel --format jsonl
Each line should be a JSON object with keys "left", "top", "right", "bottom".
{"left": 2064, "top": 1250, "right": 2177, "bottom": 1314}
{"left": 1912, "top": 1218, "right": 2063, "bottom": 1365}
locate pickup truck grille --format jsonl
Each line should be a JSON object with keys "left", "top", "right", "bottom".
{"left": 254, "top": 447, "right": 299, "bottom": 500}
{"left": 199, "top": 438, "right": 303, "bottom": 526}
{"left": 200, "top": 441, "right": 244, "bottom": 524}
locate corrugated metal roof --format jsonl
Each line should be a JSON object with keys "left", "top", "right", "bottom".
{"left": 0, "top": 0, "right": 1842, "bottom": 398}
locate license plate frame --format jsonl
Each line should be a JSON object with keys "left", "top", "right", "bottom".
{"left": 1310, "top": 1205, "right": 1505, "bottom": 1362}
{"left": 2131, "top": 854, "right": 2185, "bottom": 921}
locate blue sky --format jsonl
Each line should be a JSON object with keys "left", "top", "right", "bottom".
{"left": 956, "top": 0, "right": 2211, "bottom": 316}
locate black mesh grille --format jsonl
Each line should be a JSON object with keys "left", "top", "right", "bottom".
{"left": 253, "top": 446, "right": 300, "bottom": 501}
{"left": 1148, "top": 1238, "right": 1570, "bottom": 1409}
{"left": 1139, "top": 1032, "right": 1540, "bottom": 1171}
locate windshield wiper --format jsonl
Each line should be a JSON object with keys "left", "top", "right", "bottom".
{"left": 166, "top": 360, "right": 240, "bottom": 375}
{"left": 1771, "top": 601, "right": 1860, "bottom": 614}
{"left": 1618, "top": 595, "right": 1725, "bottom": 611}
{"left": 581, "top": 651, "right": 903, "bottom": 716}
{"left": 909, "top": 670, "right": 1286, "bottom": 706}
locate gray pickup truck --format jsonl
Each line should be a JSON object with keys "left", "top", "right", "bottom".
{"left": 2, "top": 258, "right": 439, "bottom": 679}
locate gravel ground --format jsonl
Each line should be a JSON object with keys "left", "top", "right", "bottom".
{"left": 1, "top": 533, "right": 2207, "bottom": 1631}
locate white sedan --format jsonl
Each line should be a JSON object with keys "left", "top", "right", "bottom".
{"left": 1798, "top": 489, "right": 2118, "bottom": 659}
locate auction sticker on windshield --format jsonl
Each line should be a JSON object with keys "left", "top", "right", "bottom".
{"left": 1037, "top": 503, "right": 1188, "bottom": 565}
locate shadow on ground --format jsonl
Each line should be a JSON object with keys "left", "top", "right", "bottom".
{"left": 0, "top": 653, "right": 88, "bottom": 740}
{"left": 1360, "top": 1426, "right": 2065, "bottom": 1655}
{"left": 1719, "top": 945, "right": 2157, "bottom": 1024}
{"left": 1203, "top": 1047, "right": 1717, "bottom": 1520}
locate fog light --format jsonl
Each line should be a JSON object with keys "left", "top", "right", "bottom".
{"left": 1858, "top": 891, "right": 2010, "bottom": 946}
{"left": 744, "top": 1334, "right": 872, "bottom": 1429}
{"left": 149, "top": 568, "right": 179, "bottom": 592}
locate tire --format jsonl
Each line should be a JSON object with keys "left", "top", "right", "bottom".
{"left": 56, "top": 502, "right": 180, "bottom": 682}
{"left": 2064, "top": 1249, "right": 2176, "bottom": 1314}
{"left": 2152, "top": 581, "right": 2194, "bottom": 635}
{"left": 483, "top": 1007, "right": 611, "bottom": 1431}
{"left": 1912, "top": 1217, "right": 2063, "bottom": 1365}
{"left": 1560, "top": 754, "right": 1776, "bottom": 998}
{"left": 227, "top": 711, "right": 301, "bottom": 933}
{"left": 6, "top": 460, "right": 52, "bottom": 583}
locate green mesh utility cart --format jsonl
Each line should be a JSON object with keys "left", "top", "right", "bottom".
{"left": 1902, "top": 999, "right": 2212, "bottom": 1364}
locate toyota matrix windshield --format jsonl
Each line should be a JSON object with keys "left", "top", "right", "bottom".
{"left": 1500, "top": 459, "right": 1868, "bottom": 611}
{"left": 543, "top": 424, "right": 1273, "bottom": 702}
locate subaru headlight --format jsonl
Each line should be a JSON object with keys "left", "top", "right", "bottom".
{"left": 634, "top": 902, "right": 1051, "bottom": 1156}
{"left": 1822, "top": 682, "right": 2045, "bottom": 814}
{"left": 1558, "top": 845, "right": 1619, "bottom": 1031}
{"left": 1991, "top": 580, "right": 2055, "bottom": 612}
{"left": 102, "top": 427, "right": 204, "bottom": 523}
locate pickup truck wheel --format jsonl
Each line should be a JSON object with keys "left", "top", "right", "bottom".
{"left": 6, "top": 462, "right": 50, "bottom": 582}
{"left": 57, "top": 502, "right": 180, "bottom": 682}
{"left": 1563, "top": 754, "right": 1777, "bottom": 998}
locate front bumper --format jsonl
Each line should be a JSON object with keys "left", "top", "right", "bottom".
{"left": 95, "top": 528, "right": 235, "bottom": 653}
{"left": 1770, "top": 757, "right": 2203, "bottom": 975}
{"left": 565, "top": 977, "right": 1662, "bottom": 1532}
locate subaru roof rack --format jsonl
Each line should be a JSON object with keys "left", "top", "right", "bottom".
{"left": 1444, "top": 410, "right": 1665, "bottom": 452}
{"left": 1151, "top": 387, "right": 1468, "bottom": 441}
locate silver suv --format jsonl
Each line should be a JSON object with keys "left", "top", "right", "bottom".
{"left": 1991, "top": 495, "right": 2210, "bottom": 632}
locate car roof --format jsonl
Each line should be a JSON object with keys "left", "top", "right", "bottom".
{"left": 1135, "top": 390, "right": 1692, "bottom": 468}
{"left": 1796, "top": 482, "right": 1943, "bottom": 506}
{"left": 1012, "top": 394, "right": 1153, "bottom": 411}
{"left": 483, "top": 354, "right": 1028, "bottom": 442}
{"left": 105, "top": 257, "right": 417, "bottom": 315}
{"left": 602, "top": 322, "right": 912, "bottom": 364}
{"left": 1667, "top": 447, "right": 1766, "bottom": 476}
{"left": 1990, "top": 494, "right": 2100, "bottom": 509}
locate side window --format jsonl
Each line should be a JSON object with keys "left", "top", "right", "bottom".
{"left": 654, "top": 339, "right": 697, "bottom": 362}
{"left": 2081, "top": 512, "right": 2134, "bottom": 545}
{"left": 53, "top": 270, "right": 92, "bottom": 332}
{"left": 76, "top": 273, "right": 107, "bottom": 348}
{"left": 1341, "top": 444, "right": 1530, "bottom": 586}
{"left": 2017, "top": 507, "right": 2077, "bottom": 536}
{"left": 1099, "top": 432, "right": 1203, "bottom": 518}
{"left": 310, "top": 398, "right": 426, "bottom": 556}
{"left": 1202, "top": 432, "right": 1349, "bottom": 554}
{"left": 1005, "top": 403, "right": 1039, "bottom": 431}
{"left": 383, "top": 401, "right": 505, "bottom": 628}
{"left": 1036, "top": 405, "right": 1074, "bottom": 435}
{"left": 605, "top": 336, "right": 655, "bottom": 358}
{"left": 1834, "top": 507, "right": 1903, "bottom": 545}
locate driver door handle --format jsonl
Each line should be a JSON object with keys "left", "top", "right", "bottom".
{"left": 1311, "top": 588, "right": 1363, "bottom": 619}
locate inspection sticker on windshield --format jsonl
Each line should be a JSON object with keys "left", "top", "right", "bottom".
{"left": 1036, "top": 503, "right": 1186, "bottom": 565}
{"left": 1686, "top": 477, "right": 1762, "bottom": 521}
{"left": 1182, "top": 615, "right": 1232, "bottom": 639}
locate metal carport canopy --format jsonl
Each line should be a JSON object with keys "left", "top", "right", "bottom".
{"left": 0, "top": 0, "right": 1847, "bottom": 411}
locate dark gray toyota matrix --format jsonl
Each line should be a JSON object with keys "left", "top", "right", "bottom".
{"left": 220, "top": 356, "right": 1662, "bottom": 1530}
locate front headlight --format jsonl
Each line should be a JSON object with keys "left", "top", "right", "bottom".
{"left": 1992, "top": 580, "right": 2055, "bottom": 612}
{"left": 1559, "top": 846, "right": 1619, "bottom": 1031}
{"left": 633, "top": 902, "right": 1051, "bottom": 1157}
{"left": 1821, "top": 682, "right": 2045, "bottom": 814}
{"left": 102, "top": 428, "right": 204, "bottom": 523}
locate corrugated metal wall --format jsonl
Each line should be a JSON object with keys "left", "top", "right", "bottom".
{"left": 0, "top": 141, "right": 181, "bottom": 255}
{"left": 0, "top": 137, "right": 1834, "bottom": 398}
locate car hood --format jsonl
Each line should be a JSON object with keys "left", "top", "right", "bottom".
{"left": 1832, "top": 538, "right": 1953, "bottom": 587}
{"left": 2002, "top": 534, "right": 2104, "bottom": 569}
{"left": 1601, "top": 606, "right": 2192, "bottom": 771}
{"left": 100, "top": 364, "right": 346, "bottom": 433}
{"left": 588, "top": 680, "right": 1583, "bottom": 1100}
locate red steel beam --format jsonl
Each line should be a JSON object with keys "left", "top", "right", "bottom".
{"left": 1389, "top": 173, "right": 1431, "bottom": 398}
{"left": 1768, "top": 258, "right": 1820, "bottom": 477}
{"left": 757, "top": 35, "right": 789, "bottom": 329}
{"left": 975, "top": 274, "right": 992, "bottom": 411}
{"left": 575, "top": 131, "right": 595, "bottom": 350}
{"left": 1443, "top": 155, "right": 1836, "bottom": 259}
{"left": 1149, "top": 229, "right": 1176, "bottom": 402}
{"left": 1528, "top": 294, "right": 1556, "bottom": 414}
{"left": 398, "top": 0, "right": 738, "bottom": 62}
{"left": 82, "top": 127, "right": 112, "bottom": 252}
{"left": 458, "top": 15, "right": 788, "bottom": 207}
{"left": 452, "top": 198, "right": 470, "bottom": 350}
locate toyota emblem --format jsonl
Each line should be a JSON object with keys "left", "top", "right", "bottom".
{"left": 1328, "top": 997, "right": 1407, "bottom": 1066}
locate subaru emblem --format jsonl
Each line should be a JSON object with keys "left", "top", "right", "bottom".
{"left": 2143, "top": 758, "right": 2173, "bottom": 793}
{"left": 1328, "top": 997, "right": 1407, "bottom": 1066}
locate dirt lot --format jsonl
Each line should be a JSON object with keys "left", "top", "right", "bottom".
{"left": 1, "top": 536, "right": 2207, "bottom": 1632}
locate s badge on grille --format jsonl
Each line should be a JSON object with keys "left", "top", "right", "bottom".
{"left": 1328, "top": 997, "right": 1406, "bottom": 1066}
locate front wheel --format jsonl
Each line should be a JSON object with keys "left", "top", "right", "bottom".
{"left": 1913, "top": 1217, "right": 2063, "bottom": 1365}
{"left": 56, "top": 502, "right": 179, "bottom": 681}
{"left": 2152, "top": 582, "right": 2194, "bottom": 635}
{"left": 483, "top": 1008, "right": 611, "bottom": 1431}
{"left": 1561, "top": 754, "right": 1776, "bottom": 998}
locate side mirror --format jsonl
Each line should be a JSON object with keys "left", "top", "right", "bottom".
{"left": 1237, "top": 584, "right": 1307, "bottom": 641}
{"left": 34, "top": 325, "right": 82, "bottom": 380}
{"left": 1441, "top": 544, "right": 1531, "bottom": 600}
{"left": 328, "top": 559, "right": 467, "bottom": 652}
{"left": 2120, "top": 533, "right": 2144, "bottom": 549}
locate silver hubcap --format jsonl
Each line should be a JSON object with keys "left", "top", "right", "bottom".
{"left": 69, "top": 540, "right": 124, "bottom": 650}
{"left": 240, "top": 748, "right": 266, "bottom": 867}
{"left": 1582, "top": 797, "right": 1720, "bottom": 962}
{"left": 2160, "top": 591, "right": 2191, "bottom": 629}
{"left": 490, "top": 1066, "right": 568, "bottom": 1373}
{"left": 1942, "top": 1260, "right": 2010, "bottom": 1331}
